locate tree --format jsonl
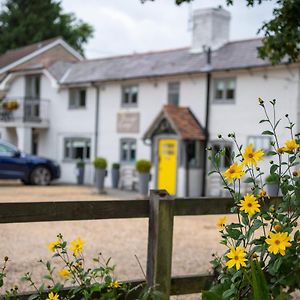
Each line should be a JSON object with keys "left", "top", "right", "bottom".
{"left": 142, "top": 0, "right": 300, "bottom": 64}
{"left": 0, "top": 0, "right": 94, "bottom": 56}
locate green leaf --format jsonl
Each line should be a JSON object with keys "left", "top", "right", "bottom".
{"left": 28, "top": 294, "right": 39, "bottom": 300}
{"left": 270, "top": 164, "right": 278, "bottom": 174}
{"left": 249, "top": 260, "right": 271, "bottom": 300}
{"left": 226, "top": 228, "right": 242, "bottom": 240}
{"left": 267, "top": 151, "right": 277, "bottom": 156}
{"left": 262, "top": 130, "right": 274, "bottom": 136}
{"left": 259, "top": 119, "right": 269, "bottom": 124}
{"left": 244, "top": 177, "right": 255, "bottom": 183}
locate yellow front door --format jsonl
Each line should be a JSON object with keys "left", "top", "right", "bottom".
{"left": 157, "top": 139, "right": 177, "bottom": 195}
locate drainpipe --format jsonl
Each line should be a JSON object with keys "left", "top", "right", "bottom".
{"left": 94, "top": 85, "right": 100, "bottom": 158}
{"left": 185, "top": 140, "right": 190, "bottom": 197}
{"left": 201, "top": 47, "right": 212, "bottom": 196}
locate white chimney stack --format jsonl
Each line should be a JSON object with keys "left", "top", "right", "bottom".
{"left": 191, "top": 7, "right": 231, "bottom": 53}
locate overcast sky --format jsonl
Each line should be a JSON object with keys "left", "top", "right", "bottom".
{"left": 62, "top": 0, "right": 275, "bottom": 59}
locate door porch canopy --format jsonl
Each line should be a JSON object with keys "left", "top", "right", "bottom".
{"left": 143, "top": 104, "right": 206, "bottom": 141}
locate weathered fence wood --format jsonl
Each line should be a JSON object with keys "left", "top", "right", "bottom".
{"left": 146, "top": 190, "right": 174, "bottom": 299}
{"left": 0, "top": 200, "right": 149, "bottom": 223}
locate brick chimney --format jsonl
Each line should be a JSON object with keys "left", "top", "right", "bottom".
{"left": 191, "top": 7, "right": 231, "bottom": 53}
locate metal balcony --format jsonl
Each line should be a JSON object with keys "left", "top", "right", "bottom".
{"left": 0, "top": 97, "right": 50, "bottom": 127}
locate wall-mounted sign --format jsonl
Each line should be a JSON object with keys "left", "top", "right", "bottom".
{"left": 117, "top": 112, "right": 140, "bottom": 133}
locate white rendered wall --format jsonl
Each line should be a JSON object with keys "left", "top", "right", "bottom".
{"left": 208, "top": 66, "right": 300, "bottom": 195}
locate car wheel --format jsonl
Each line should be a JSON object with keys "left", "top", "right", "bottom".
{"left": 30, "top": 166, "right": 51, "bottom": 185}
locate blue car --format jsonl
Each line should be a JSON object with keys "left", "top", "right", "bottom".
{"left": 0, "top": 139, "right": 60, "bottom": 185}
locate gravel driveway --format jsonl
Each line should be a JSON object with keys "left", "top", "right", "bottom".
{"left": 0, "top": 181, "right": 240, "bottom": 299}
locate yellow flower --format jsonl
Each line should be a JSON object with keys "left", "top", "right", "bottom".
{"left": 274, "top": 224, "right": 282, "bottom": 232}
{"left": 216, "top": 216, "right": 227, "bottom": 230}
{"left": 48, "top": 240, "right": 60, "bottom": 252}
{"left": 276, "top": 147, "right": 285, "bottom": 154}
{"left": 259, "top": 189, "right": 270, "bottom": 200}
{"left": 46, "top": 292, "right": 59, "bottom": 300}
{"left": 282, "top": 139, "right": 300, "bottom": 152}
{"left": 59, "top": 268, "right": 70, "bottom": 278}
{"left": 69, "top": 237, "right": 84, "bottom": 255}
{"left": 226, "top": 246, "right": 247, "bottom": 270}
{"left": 72, "top": 261, "right": 83, "bottom": 271}
{"left": 108, "top": 281, "right": 121, "bottom": 288}
{"left": 242, "top": 144, "right": 264, "bottom": 166}
{"left": 266, "top": 232, "right": 291, "bottom": 256}
{"left": 223, "top": 162, "right": 245, "bottom": 182}
{"left": 238, "top": 194, "right": 260, "bottom": 216}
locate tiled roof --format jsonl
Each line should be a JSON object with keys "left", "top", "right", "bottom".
{"left": 0, "top": 37, "right": 60, "bottom": 70}
{"left": 163, "top": 105, "right": 206, "bottom": 140}
{"left": 60, "top": 38, "right": 269, "bottom": 84}
{"left": 48, "top": 61, "right": 74, "bottom": 81}
{"left": 144, "top": 104, "right": 206, "bottom": 140}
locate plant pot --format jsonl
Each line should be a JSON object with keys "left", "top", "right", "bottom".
{"left": 95, "top": 168, "right": 107, "bottom": 193}
{"left": 266, "top": 183, "right": 279, "bottom": 197}
{"left": 138, "top": 172, "right": 150, "bottom": 197}
{"left": 111, "top": 168, "right": 120, "bottom": 188}
{"left": 76, "top": 166, "right": 85, "bottom": 185}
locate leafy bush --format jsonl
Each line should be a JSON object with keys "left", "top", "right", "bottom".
{"left": 76, "top": 159, "right": 85, "bottom": 168}
{"left": 204, "top": 98, "right": 300, "bottom": 299}
{"left": 112, "top": 163, "right": 120, "bottom": 170}
{"left": 93, "top": 157, "right": 107, "bottom": 169}
{"left": 136, "top": 160, "right": 151, "bottom": 173}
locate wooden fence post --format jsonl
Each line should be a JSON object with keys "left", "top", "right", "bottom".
{"left": 146, "top": 190, "right": 174, "bottom": 299}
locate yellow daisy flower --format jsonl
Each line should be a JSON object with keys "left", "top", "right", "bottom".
{"left": 48, "top": 240, "right": 60, "bottom": 252}
{"left": 282, "top": 139, "right": 300, "bottom": 152}
{"left": 108, "top": 280, "right": 121, "bottom": 288}
{"left": 266, "top": 232, "right": 291, "bottom": 256}
{"left": 46, "top": 292, "right": 59, "bottom": 300}
{"left": 258, "top": 189, "right": 270, "bottom": 200}
{"left": 238, "top": 194, "right": 260, "bottom": 216}
{"left": 223, "top": 162, "right": 245, "bottom": 182}
{"left": 242, "top": 144, "right": 264, "bottom": 166}
{"left": 216, "top": 216, "right": 227, "bottom": 230}
{"left": 69, "top": 237, "right": 84, "bottom": 255}
{"left": 226, "top": 246, "right": 247, "bottom": 270}
{"left": 58, "top": 268, "right": 70, "bottom": 278}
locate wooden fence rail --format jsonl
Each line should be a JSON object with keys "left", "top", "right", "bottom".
{"left": 0, "top": 190, "right": 235, "bottom": 299}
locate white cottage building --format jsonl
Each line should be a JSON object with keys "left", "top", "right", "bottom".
{"left": 0, "top": 7, "right": 299, "bottom": 196}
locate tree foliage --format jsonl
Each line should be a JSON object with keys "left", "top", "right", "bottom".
{"left": 142, "top": 0, "right": 300, "bottom": 64}
{"left": 0, "top": 0, "right": 94, "bottom": 56}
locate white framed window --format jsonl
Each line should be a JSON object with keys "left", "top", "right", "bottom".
{"left": 168, "top": 82, "right": 180, "bottom": 106}
{"left": 69, "top": 89, "right": 86, "bottom": 109}
{"left": 210, "top": 141, "right": 233, "bottom": 169}
{"left": 213, "top": 78, "right": 236, "bottom": 102}
{"left": 64, "top": 138, "right": 91, "bottom": 160}
{"left": 247, "top": 136, "right": 272, "bottom": 152}
{"left": 120, "top": 138, "right": 136, "bottom": 162}
{"left": 121, "top": 85, "right": 138, "bottom": 107}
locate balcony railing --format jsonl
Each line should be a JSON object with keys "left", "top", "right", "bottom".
{"left": 0, "top": 97, "right": 49, "bottom": 124}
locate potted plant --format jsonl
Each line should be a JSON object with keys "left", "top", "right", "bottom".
{"left": 76, "top": 159, "right": 85, "bottom": 185}
{"left": 93, "top": 157, "right": 107, "bottom": 193}
{"left": 265, "top": 173, "right": 280, "bottom": 197}
{"left": 136, "top": 159, "right": 151, "bottom": 197}
{"left": 111, "top": 163, "right": 120, "bottom": 189}
{"left": 2, "top": 100, "right": 19, "bottom": 111}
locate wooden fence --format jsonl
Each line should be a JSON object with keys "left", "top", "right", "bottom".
{"left": 0, "top": 190, "right": 234, "bottom": 299}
